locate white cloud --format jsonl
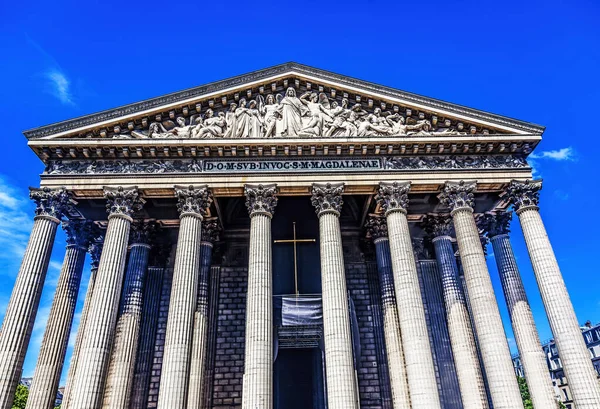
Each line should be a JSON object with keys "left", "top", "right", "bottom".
{"left": 0, "top": 177, "right": 34, "bottom": 273}
{"left": 530, "top": 147, "right": 576, "bottom": 162}
{"left": 44, "top": 69, "right": 74, "bottom": 105}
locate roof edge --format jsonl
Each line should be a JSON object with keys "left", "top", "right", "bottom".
{"left": 23, "top": 62, "right": 545, "bottom": 140}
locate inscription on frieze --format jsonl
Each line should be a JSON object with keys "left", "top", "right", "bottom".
{"left": 44, "top": 154, "right": 528, "bottom": 175}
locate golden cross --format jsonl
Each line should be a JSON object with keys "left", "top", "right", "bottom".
{"left": 274, "top": 221, "right": 316, "bottom": 296}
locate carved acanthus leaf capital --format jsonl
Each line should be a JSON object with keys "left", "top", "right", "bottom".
{"left": 480, "top": 211, "right": 512, "bottom": 238}
{"left": 30, "top": 187, "right": 72, "bottom": 221}
{"left": 244, "top": 184, "right": 278, "bottom": 217}
{"left": 201, "top": 218, "right": 220, "bottom": 244}
{"left": 422, "top": 214, "right": 454, "bottom": 239}
{"left": 375, "top": 181, "right": 410, "bottom": 215}
{"left": 130, "top": 220, "right": 157, "bottom": 245}
{"left": 439, "top": 180, "right": 476, "bottom": 213}
{"left": 506, "top": 179, "right": 542, "bottom": 213}
{"left": 104, "top": 186, "right": 143, "bottom": 218}
{"left": 365, "top": 216, "right": 388, "bottom": 241}
{"left": 175, "top": 185, "right": 212, "bottom": 217}
{"left": 88, "top": 233, "right": 105, "bottom": 271}
{"left": 62, "top": 220, "right": 95, "bottom": 249}
{"left": 311, "top": 182, "right": 344, "bottom": 216}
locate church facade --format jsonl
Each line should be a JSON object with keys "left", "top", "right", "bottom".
{"left": 1, "top": 63, "right": 599, "bottom": 409}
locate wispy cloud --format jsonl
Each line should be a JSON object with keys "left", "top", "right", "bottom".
{"left": 530, "top": 147, "right": 577, "bottom": 161}
{"left": 528, "top": 146, "right": 577, "bottom": 178}
{"left": 554, "top": 190, "right": 570, "bottom": 201}
{"left": 44, "top": 70, "right": 74, "bottom": 105}
{"left": 26, "top": 34, "right": 76, "bottom": 106}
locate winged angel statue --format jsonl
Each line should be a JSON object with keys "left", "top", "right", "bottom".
{"left": 116, "top": 87, "right": 466, "bottom": 139}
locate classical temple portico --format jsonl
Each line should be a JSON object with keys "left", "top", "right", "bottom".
{"left": 3, "top": 63, "right": 599, "bottom": 409}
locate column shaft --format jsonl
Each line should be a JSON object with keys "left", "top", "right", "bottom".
{"left": 102, "top": 242, "right": 151, "bottom": 408}
{"left": 242, "top": 214, "right": 274, "bottom": 409}
{"left": 387, "top": 210, "right": 441, "bottom": 408}
{"left": 69, "top": 214, "right": 133, "bottom": 409}
{"left": 26, "top": 244, "right": 87, "bottom": 409}
{"left": 374, "top": 238, "right": 411, "bottom": 409}
{"left": 129, "top": 267, "right": 164, "bottom": 409}
{"left": 433, "top": 236, "right": 488, "bottom": 409}
{"left": 490, "top": 233, "right": 557, "bottom": 409}
{"left": 187, "top": 241, "right": 213, "bottom": 408}
{"left": 518, "top": 208, "right": 600, "bottom": 408}
{"left": 452, "top": 208, "right": 523, "bottom": 409}
{"left": 319, "top": 212, "right": 358, "bottom": 409}
{"left": 0, "top": 216, "right": 59, "bottom": 409}
{"left": 62, "top": 266, "right": 99, "bottom": 409}
{"left": 157, "top": 214, "right": 203, "bottom": 408}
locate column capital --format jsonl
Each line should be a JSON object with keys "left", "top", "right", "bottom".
{"left": 438, "top": 180, "right": 476, "bottom": 214}
{"left": 104, "top": 186, "right": 143, "bottom": 220}
{"left": 480, "top": 211, "right": 512, "bottom": 238}
{"left": 375, "top": 181, "right": 410, "bottom": 216}
{"left": 175, "top": 185, "right": 212, "bottom": 218}
{"left": 130, "top": 220, "right": 157, "bottom": 246}
{"left": 506, "top": 179, "right": 542, "bottom": 213}
{"left": 365, "top": 215, "right": 388, "bottom": 242}
{"left": 62, "top": 220, "right": 95, "bottom": 250}
{"left": 422, "top": 214, "right": 454, "bottom": 240}
{"left": 244, "top": 184, "right": 278, "bottom": 218}
{"left": 30, "top": 187, "right": 72, "bottom": 222}
{"left": 201, "top": 217, "right": 220, "bottom": 245}
{"left": 88, "top": 234, "right": 105, "bottom": 271}
{"left": 311, "top": 182, "right": 344, "bottom": 217}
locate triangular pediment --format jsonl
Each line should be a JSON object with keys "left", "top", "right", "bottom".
{"left": 24, "top": 62, "right": 544, "bottom": 141}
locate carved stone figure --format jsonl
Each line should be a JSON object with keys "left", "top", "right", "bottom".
{"left": 300, "top": 92, "right": 333, "bottom": 137}
{"left": 224, "top": 103, "right": 238, "bottom": 138}
{"left": 171, "top": 117, "right": 193, "bottom": 138}
{"left": 192, "top": 110, "right": 226, "bottom": 139}
{"left": 258, "top": 94, "right": 281, "bottom": 138}
{"left": 278, "top": 87, "right": 308, "bottom": 137}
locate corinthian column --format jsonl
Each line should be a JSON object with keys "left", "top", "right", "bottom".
{"left": 26, "top": 220, "right": 95, "bottom": 409}
{"left": 376, "top": 182, "right": 441, "bottom": 409}
{"left": 439, "top": 181, "right": 523, "bottom": 409}
{"left": 423, "top": 215, "right": 488, "bottom": 409}
{"left": 62, "top": 236, "right": 104, "bottom": 409}
{"left": 482, "top": 210, "right": 557, "bottom": 409}
{"left": 102, "top": 221, "right": 156, "bottom": 408}
{"left": 507, "top": 180, "right": 600, "bottom": 408}
{"left": 311, "top": 183, "right": 358, "bottom": 409}
{"left": 157, "top": 185, "right": 212, "bottom": 409}
{"left": 129, "top": 245, "right": 169, "bottom": 409}
{"left": 187, "top": 218, "right": 219, "bottom": 409}
{"left": 69, "top": 186, "right": 143, "bottom": 409}
{"left": 365, "top": 216, "right": 411, "bottom": 409}
{"left": 0, "top": 187, "right": 71, "bottom": 409}
{"left": 241, "top": 184, "right": 278, "bottom": 409}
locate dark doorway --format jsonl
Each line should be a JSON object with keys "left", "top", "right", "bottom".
{"left": 274, "top": 348, "right": 325, "bottom": 409}
{"left": 272, "top": 197, "right": 321, "bottom": 295}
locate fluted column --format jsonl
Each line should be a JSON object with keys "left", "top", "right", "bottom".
{"left": 102, "top": 221, "right": 155, "bottom": 408}
{"left": 62, "top": 237, "right": 104, "bottom": 409}
{"left": 69, "top": 186, "right": 143, "bottom": 409}
{"left": 365, "top": 216, "right": 411, "bottom": 409}
{"left": 423, "top": 215, "right": 488, "bottom": 409}
{"left": 482, "top": 210, "right": 557, "bottom": 409}
{"left": 507, "top": 180, "right": 600, "bottom": 408}
{"left": 439, "top": 181, "right": 523, "bottom": 409}
{"left": 376, "top": 182, "right": 441, "bottom": 409}
{"left": 187, "top": 218, "right": 219, "bottom": 409}
{"left": 129, "top": 245, "right": 170, "bottom": 409}
{"left": 157, "top": 185, "right": 212, "bottom": 409}
{"left": 241, "top": 184, "right": 278, "bottom": 409}
{"left": 311, "top": 183, "right": 358, "bottom": 409}
{"left": 0, "top": 187, "right": 71, "bottom": 409}
{"left": 26, "top": 221, "right": 95, "bottom": 409}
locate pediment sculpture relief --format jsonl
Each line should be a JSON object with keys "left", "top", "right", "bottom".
{"left": 110, "top": 87, "right": 484, "bottom": 140}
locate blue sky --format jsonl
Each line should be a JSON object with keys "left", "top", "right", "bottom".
{"left": 0, "top": 0, "right": 598, "bottom": 384}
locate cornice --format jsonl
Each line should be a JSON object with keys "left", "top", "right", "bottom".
{"left": 23, "top": 62, "right": 545, "bottom": 140}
